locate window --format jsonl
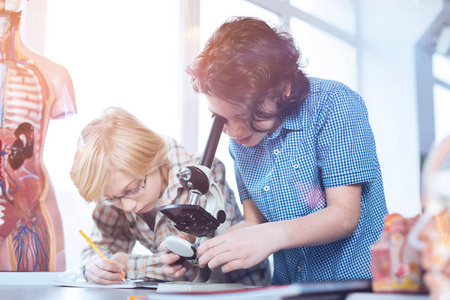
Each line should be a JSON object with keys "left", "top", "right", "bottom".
{"left": 416, "top": 8, "right": 450, "bottom": 166}
{"left": 432, "top": 53, "right": 450, "bottom": 144}
{"left": 290, "top": 18, "right": 357, "bottom": 90}
{"left": 433, "top": 81, "right": 450, "bottom": 143}
{"left": 44, "top": 0, "right": 181, "bottom": 269}
{"left": 290, "top": 0, "right": 355, "bottom": 34}
{"left": 433, "top": 52, "right": 450, "bottom": 83}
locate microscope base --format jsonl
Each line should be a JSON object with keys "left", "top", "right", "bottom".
{"left": 156, "top": 282, "right": 244, "bottom": 293}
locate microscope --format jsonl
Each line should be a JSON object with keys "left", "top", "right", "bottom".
{"left": 157, "top": 115, "right": 244, "bottom": 293}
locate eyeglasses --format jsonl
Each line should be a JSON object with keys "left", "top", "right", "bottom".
{"left": 101, "top": 175, "right": 147, "bottom": 206}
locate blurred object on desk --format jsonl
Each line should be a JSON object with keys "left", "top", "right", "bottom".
{"left": 408, "top": 135, "right": 450, "bottom": 300}
{"left": 371, "top": 213, "right": 427, "bottom": 294}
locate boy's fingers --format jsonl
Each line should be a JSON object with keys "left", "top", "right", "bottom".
{"left": 160, "top": 253, "right": 181, "bottom": 264}
{"left": 86, "top": 267, "right": 123, "bottom": 285}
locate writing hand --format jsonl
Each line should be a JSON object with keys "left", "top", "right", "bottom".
{"left": 84, "top": 251, "right": 128, "bottom": 285}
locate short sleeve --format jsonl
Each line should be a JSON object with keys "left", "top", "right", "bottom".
{"left": 316, "top": 87, "right": 377, "bottom": 188}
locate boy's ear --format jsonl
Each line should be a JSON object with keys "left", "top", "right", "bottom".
{"left": 283, "top": 82, "right": 291, "bottom": 97}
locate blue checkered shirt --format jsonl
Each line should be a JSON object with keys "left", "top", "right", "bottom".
{"left": 229, "top": 77, "right": 388, "bottom": 285}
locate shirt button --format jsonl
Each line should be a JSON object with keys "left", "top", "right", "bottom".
{"left": 273, "top": 149, "right": 280, "bottom": 155}
{"left": 293, "top": 164, "right": 299, "bottom": 169}
{"left": 263, "top": 186, "right": 270, "bottom": 192}
{"left": 297, "top": 266, "right": 301, "bottom": 272}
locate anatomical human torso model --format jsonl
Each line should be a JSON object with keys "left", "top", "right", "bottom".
{"left": 0, "top": 0, "right": 76, "bottom": 271}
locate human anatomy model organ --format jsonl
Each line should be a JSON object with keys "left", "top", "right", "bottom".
{"left": 0, "top": 1, "right": 76, "bottom": 271}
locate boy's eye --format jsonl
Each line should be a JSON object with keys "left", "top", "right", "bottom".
{"left": 126, "top": 188, "right": 140, "bottom": 196}
{"left": 211, "top": 113, "right": 229, "bottom": 123}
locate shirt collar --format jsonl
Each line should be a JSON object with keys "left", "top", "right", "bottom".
{"left": 281, "top": 77, "right": 313, "bottom": 132}
{"left": 282, "top": 102, "right": 305, "bottom": 131}
{"left": 160, "top": 137, "right": 192, "bottom": 207}
{"left": 259, "top": 102, "right": 305, "bottom": 145}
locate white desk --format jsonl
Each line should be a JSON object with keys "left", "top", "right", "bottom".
{"left": 0, "top": 272, "right": 154, "bottom": 300}
{"left": 0, "top": 272, "right": 432, "bottom": 300}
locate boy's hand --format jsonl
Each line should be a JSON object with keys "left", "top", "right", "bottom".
{"left": 159, "top": 233, "right": 193, "bottom": 279}
{"left": 84, "top": 251, "right": 128, "bottom": 285}
{"left": 197, "top": 225, "right": 275, "bottom": 273}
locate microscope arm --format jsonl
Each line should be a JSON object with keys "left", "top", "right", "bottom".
{"left": 157, "top": 116, "right": 246, "bottom": 290}
{"left": 159, "top": 115, "right": 227, "bottom": 237}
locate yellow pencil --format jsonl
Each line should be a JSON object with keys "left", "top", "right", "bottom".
{"left": 79, "top": 229, "right": 127, "bottom": 283}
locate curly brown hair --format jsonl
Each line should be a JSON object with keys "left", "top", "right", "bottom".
{"left": 187, "top": 16, "right": 310, "bottom": 133}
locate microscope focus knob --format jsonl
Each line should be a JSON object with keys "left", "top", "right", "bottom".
{"left": 216, "top": 210, "right": 226, "bottom": 223}
{"left": 177, "top": 167, "right": 192, "bottom": 181}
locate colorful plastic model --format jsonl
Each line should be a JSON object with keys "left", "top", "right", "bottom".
{"left": 0, "top": 0, "right": 76, "bottom": 271}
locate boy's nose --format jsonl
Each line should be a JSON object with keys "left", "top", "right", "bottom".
{"left": 224, "top": 121, "right": 245, "bottom": 139}
{"left": 120, "top": 197, "right": 137, "bottom": 212}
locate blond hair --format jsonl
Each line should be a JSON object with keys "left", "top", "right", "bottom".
{"left": 70, "top": 107, "right": 169, "bottom": 203}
